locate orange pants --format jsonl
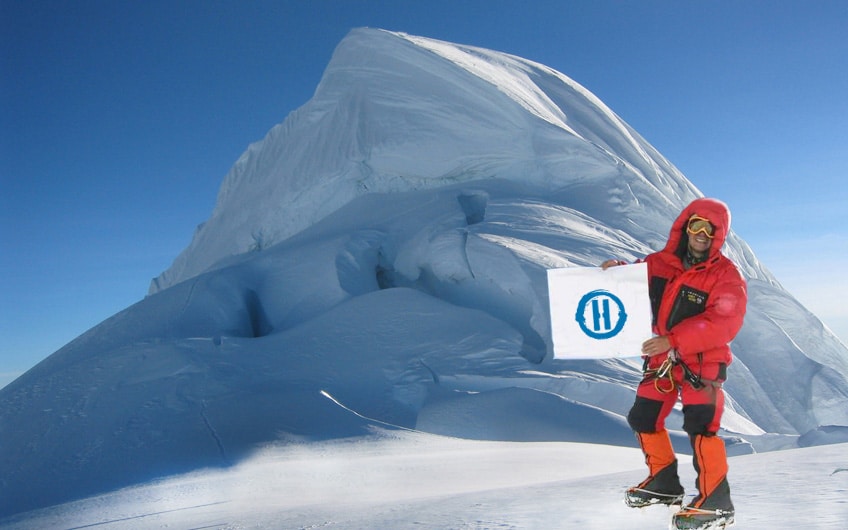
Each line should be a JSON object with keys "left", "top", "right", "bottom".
{"left": 627, "top": 362, "right": 729, "bottom": 501}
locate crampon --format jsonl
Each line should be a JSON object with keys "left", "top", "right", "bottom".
{"left": 624, "top": 486, "right": 684, "bottom": 508}
{"left": 670, "top": 506, "right": 735, "bottom": 529}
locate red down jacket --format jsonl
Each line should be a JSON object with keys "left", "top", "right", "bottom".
{"left": 644, "top": 198, "right": 747, "bottom": 371}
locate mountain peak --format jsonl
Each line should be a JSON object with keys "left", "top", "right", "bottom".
{"left": 151, "top": 28, "right": 702, "bottom": 293}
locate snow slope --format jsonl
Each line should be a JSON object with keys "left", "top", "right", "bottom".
{"left": 2, "top": 29, "right": 847, "bottom": 520}
{"left": 150, "top": 28, "right": 709, "bottom": 292}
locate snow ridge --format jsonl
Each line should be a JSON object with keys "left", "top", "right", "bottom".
{"left": 150, "top": 28, "right": 718, "bottom": 293}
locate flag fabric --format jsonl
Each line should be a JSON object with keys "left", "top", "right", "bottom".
{"left": 547, "top": 263, "right": 652, "bottom": 359}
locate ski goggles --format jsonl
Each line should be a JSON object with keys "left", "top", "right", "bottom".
{"left": 686, "top": 215, "right": 715, "bottom": 239}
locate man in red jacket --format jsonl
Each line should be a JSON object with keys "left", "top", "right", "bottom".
{"left": 602, "top": 198, "right": 747, "bottom": 529}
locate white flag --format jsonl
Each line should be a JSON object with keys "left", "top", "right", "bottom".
{"left": 547, "top": 263, "right": 652, "bottom": 359}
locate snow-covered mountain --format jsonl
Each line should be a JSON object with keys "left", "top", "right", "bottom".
{"left": 149, "top": 28, "right": 714, "bottom": 292}
{"left": 2, "top": 28, "right": 847, "bottom": 519}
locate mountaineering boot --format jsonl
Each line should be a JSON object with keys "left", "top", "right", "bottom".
{"left": 625, "top": 459, "right": 685, "bottom": 507}
{"left": 671, "top": 511, "right": 734, "bottom": 530}
{"left": 625, "top": 430, "right": 684, "bottom": 507}
{"left": 672, "top": 434, "right": 735, "bottom": 529}
{"left": 672, "top": 507, "right": 734, "bottom": 529}
{"left": 671, "top": 479, "right": 734, "bottom": 529}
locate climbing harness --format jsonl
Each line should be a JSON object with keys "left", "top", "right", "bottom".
{"left": 643, "top": 350, "right": 719, "bottom": 393}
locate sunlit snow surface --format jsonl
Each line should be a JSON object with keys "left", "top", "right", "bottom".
{"left": 3, "top": 432, "right": 846, "bottom": 529}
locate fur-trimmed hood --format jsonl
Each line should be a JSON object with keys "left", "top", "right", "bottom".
{"left": 662, "top": 198, "right": 731, "bottom": 259}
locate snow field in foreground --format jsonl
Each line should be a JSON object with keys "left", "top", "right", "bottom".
{"left": 3, "top": 432, "right": 845, "bottom": 529}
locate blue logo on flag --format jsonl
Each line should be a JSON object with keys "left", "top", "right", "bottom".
{"left": 575, "top": 289, "right": 628, "bottom": 339}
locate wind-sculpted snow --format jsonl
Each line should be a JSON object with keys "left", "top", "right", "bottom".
{"left": 151, "top": 28, "right": 711, "bottom": 291}
{"left": 726, "top": 280, "right": 848, "bottom": 432}
{"left": 2, "top": 29, "right": 847, "bottom": 518}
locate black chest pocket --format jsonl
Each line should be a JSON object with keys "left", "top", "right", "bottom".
{"left": 667, "top": 285, "right": 709, "bottom": 330}
{"left": 649, "top": 276, "right": 668, "bottom": 326}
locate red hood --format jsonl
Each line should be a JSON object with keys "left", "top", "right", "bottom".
{"left": 662, "top": 198, "right": 731, "bottom": 258}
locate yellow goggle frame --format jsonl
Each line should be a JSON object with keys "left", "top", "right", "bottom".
{"left": 686, "top": 215, "right": 715, "bottom": 239}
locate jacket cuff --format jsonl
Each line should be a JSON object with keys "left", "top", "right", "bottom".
{"left": 667, "top": 333, "right": 679, "bottom": 351}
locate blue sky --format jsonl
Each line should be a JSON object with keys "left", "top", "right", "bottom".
{"left": 2, "top": 0, "right": 846, "bottom": 387}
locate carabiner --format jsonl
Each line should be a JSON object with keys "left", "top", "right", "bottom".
{"left": 653, "top": 355, "right": 677, "bottom": 394}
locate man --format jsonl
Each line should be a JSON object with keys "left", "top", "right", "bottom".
{"left": 602, "top": 197, "right": 747, "bottom": 530}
